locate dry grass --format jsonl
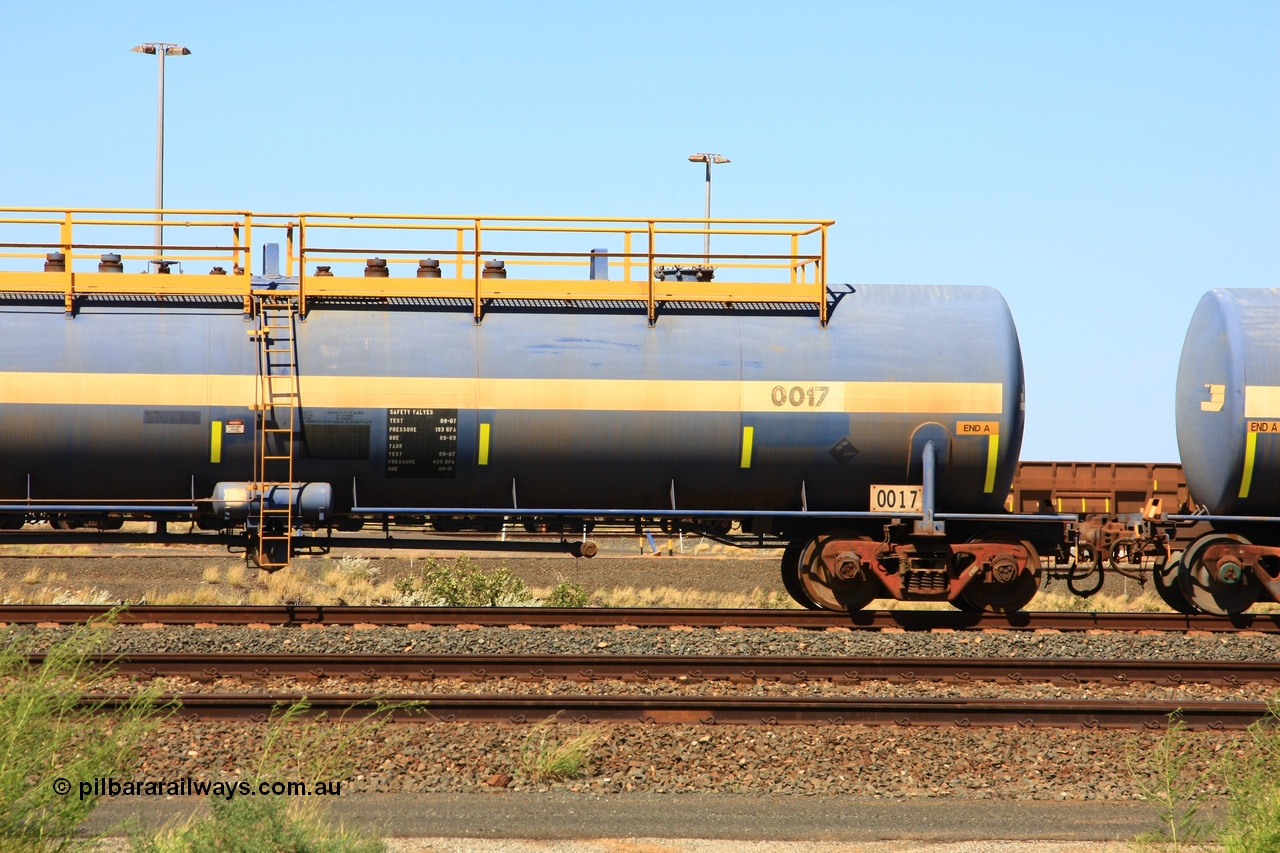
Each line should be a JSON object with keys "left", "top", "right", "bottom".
{"left": 2, "top": 585, "right": 116, "bottom": 605}
{"left": 225, "top": 563, "right": 249, "bottom": 589}
{"left": 533, "top": 584, "right": 799, "bottom": 609}
{"left": 0, "top": 552, "right": 1271, "bottom": 614}
{"left": 147, "top": 586, "right": 235, "bottom": 606}
{"left": 0, "top": 543, "right": 95, "bottom": 557}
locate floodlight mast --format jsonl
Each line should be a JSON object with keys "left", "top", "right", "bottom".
{"left": 688, "top": 153, "right": 730, "bottom": 264}
{"left": 131, "top": 42, "right": 191, "bottom": 259}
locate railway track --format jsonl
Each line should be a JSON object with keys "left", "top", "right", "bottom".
{"left": 62, "top": 651, "right": 1280, "bottom": 686}
{"left": 97, "top": 690, "right": 1269, "bottom": 730}
{"left": 6, "top": 604, "right": 1280, "bottom": 632}
{"left": 58, "top": 650, "right": 1280, "bottom": 730}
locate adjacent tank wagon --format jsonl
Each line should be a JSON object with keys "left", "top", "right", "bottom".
{"left": 1169, "top": 288, "right": 1280, "bottom": 614}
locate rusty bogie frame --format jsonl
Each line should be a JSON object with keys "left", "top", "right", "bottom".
{"left": 820, "top": 536, "right": 1036, "bottom": 603}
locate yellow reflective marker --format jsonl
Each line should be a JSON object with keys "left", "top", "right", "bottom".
{"left": 740, "top": 426, "right": 754, "bottom": 469}
{"left": 1202, "top": 384, "right": 1225, "bottom": 412}
{"left": 983, "top": 434, "right": 998, "bottom": 493}
{"left": 478, "top": 423, "right": 491, "bottom": 465}
{"left": 1240, "top": 429, "right": 1259, "bottom": 498}
{"left": 210, "top": 421, "right": 222, "bottom": 464}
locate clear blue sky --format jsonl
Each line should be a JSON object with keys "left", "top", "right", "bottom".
{"left": 2, "top": 0, "right": 1276, "bottom": 463}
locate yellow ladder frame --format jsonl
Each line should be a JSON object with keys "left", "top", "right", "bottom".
{"left": 250, "top": 293, "right": 300, "bottom": 567}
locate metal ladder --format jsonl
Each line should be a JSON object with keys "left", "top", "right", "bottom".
{"left": 250, "top": 292, "right": 300, "bottom": 567}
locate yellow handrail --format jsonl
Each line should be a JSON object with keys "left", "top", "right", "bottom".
{"left": 0, "top": 207, "right": 835, "bottom": 324}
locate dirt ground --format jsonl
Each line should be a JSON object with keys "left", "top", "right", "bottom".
{"left": 0, "top": 548, "right": 787, "bottom": 603}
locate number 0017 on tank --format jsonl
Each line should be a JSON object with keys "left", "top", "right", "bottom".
{"left": 869, "top": 485, "right": 922, "bottom": 513}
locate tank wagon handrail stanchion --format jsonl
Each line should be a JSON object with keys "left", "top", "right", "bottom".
{"left": 272, "top": 212, "right": 831, "bottom": 323}
{"left": 0, "top": 207, "right": 256, "bottom": 316}
{"left": 473, "top": 218, "right": 483, "bottom": 323}
{"left": 647, "top": 219, "right": 656, "bottom": 323}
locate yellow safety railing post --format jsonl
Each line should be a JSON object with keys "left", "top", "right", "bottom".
{"left": 473, "top": 218, "right": 482, "bottom": 323}
{"left": 297, "top": 218, "right": 307, "bottom": 317}
{"left": 455, "top": 228, "right": 465, "bottom": 281}
{"left": 243, "top": 215, "right": 253, "bottom": 277}
{"left": 646, "top": 220, "right": 655, "bottom": 325}
{"left": 819, "top": 224, "right": 828, "bottom": 327}
{"left": 623, "top": 231, "right": 632, "bottom": 282}
{"left": 60, "top": 211, "right": 74, "bottom": 315}
{"left": 285, "top": 223, "right": 295, "bottom": 277}
{"left": 789, "top": 233, "right": 799, "bottom": 284}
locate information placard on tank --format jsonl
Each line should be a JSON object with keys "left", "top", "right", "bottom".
{"left": 386, "top": 409, "right": 457, "bottom": 478}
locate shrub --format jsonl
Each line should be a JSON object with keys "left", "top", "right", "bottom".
{"left": 543, "top": 579, "right": 589, "bottom": 608}
{"left": 1128, "top": 714, "right": 1215, "bottom": 851}
{"left": 392, "top": 555, "right": 535, "bottom": 606}
{"left": 517, "top": 715, "right": 601, "bottom": 783}
{"left": 1216, "top": 701, "right": 1280, "bottom": 853}
{"left": 131, "top": 797, "right": 383, "bottom": 853}
{"left": 0, "top": 617, "right": 169, "bottom": 851}
{"left": 133, "top": 697, "right": 416, "bottom": 853}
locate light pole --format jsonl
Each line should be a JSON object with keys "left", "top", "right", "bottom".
{"left": 688, "top": 152, "right": 729, "bottom": 264}
{"left": 131, "top": 42, "right": 191, "bottom": 259}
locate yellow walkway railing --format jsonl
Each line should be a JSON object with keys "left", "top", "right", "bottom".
{"left": 0, "top": 208, "right": 834, "bottom": 324}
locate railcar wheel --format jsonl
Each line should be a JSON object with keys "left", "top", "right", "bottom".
{"left": 959, "top": 531, "right": 1042, "bottom": 613}
{"left": 1154, "top": 552, "right": 1198, "bottom": 615}
{"left": 1177, "top": 533, "right": 1259, "bottom": 616}
{"left": 780, "top": 539, "right": 820, "bottom": 610}
{"left": 794, "top": 529, "right": 883, "bottom": 613}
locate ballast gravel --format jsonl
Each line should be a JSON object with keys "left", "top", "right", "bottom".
{"left": 8, "top": 621, "right": 1280, "bottom": 661}
{"left": 6, "top": 621, "right": 1275, "bottom": 803}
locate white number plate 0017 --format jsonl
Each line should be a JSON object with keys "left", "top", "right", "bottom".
{"left": 869, "top": 485, "right": 922, "bottom": 513}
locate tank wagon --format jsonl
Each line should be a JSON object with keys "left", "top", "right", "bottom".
{"left": 1164, "top": 288, "right": 1280, "bottom": 615}
{"left": 0, "top": 207, "right": 1071, "bottom": 612}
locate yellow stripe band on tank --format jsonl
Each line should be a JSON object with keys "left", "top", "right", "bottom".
{"left": 210, "top": 421, "right": 222, "bottom": 464}
{"left": 740, "top": 426, "right": 754, "bottom": 469}
{"left": 0, "top": 373, "right": 1003, "bottom": 415}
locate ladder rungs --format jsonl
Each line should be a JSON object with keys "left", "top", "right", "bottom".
{"left": 255, "top": 295, "right": 298, "bottom": 554}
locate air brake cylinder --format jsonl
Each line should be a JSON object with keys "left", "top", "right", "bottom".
{"left": 211, "top": 482, "right": 333, "bottom": 524}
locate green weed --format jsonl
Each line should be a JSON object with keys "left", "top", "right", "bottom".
{"left": 0, "top": 616, "right": 170, "bottom": 851}
{"left": 392, "top": 555, "right": 535, "bottom": 606}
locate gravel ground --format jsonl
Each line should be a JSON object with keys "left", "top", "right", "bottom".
{"left": 0, "top": 554, "right": 791, "bottom": 602}
{"left": 10, "top": 622, "right": 1280, "bottom": 662}
{"left": 119, "top": 715, "right": 1223, "bottom": 800}
{"left": 10, "top": 621, "right": 1275, "bottom": 804}
{"left": 2, "top": 553, "right": 1258, "bottom": 848}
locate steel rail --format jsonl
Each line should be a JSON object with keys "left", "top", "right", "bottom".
{"left": 100, "top": 692, "right": 1271, "bottom": 730}
{"left": 8, "top": 605, "right": 1280, "bottom": 633}
{"left": 71, "top": 652, "right": 1280, "bottom": 686}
